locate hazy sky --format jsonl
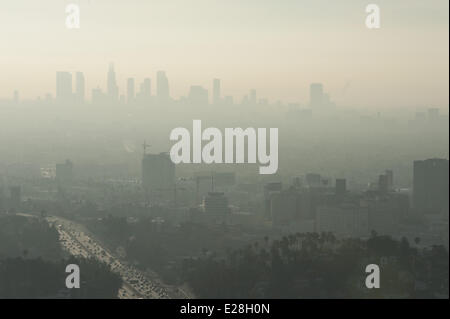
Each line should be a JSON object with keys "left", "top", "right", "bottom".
{"left": 0, "top": 0, "right": 448, "bottom": 108}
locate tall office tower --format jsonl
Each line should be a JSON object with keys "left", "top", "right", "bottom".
{"left": 309, "top": 83, "right": 324, "bottom": 108}
{"left": 107, "top": 63, "right": 119, "bottom": 102}
{"left": 250, "top": 89, "right": 257, "bottom": 105}
{"left": 56, "top": 71, "right": 72, "bottom": 103}
{"left": 75, "top": 72, "right": 85, "bottom": 103}
{"left": 127, "top": 78, "right": 135, "bottom": 105}
{"left": 156, "top": 71, "right": 170, "bottom": 103}
{"left": 142, "top": 153, "right": 175, "bottom": 191}
{"left": 335, "top": 178, "right": 347, "bottom": 197}
{"left": 413, "top": 158, "right": 449, "bottom": 214}
{"left": 188, "top": 85, "right": 209, "bottom": 106}
{"left": 140, "top": 78, "right": 151, "bottom": 103}
{"left": 213, "top": 78, "right": 221, "bottom": 105}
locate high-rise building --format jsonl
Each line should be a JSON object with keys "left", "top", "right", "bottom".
{"left": 127, "top": 78, "right": 135, "bottom": 105}
{"left": 309, "top": 83, "right": 323, "bottom": 108}
{"left": 213, "top": 78, "right": 221, "bottom": 105}
{"left": 56, "top": 71, "right": 72, "bottom": 103}
{"left": 75, "top": 72, "right": 85, "bottom": 103}
{"left": 142, "top": 153, "right": 175, "bottom": 191}
{"left": 413, "top": 158, "right": 449, "bottom": 214}
{"left": 107, "top": 63, "right": 119, "bottom": 102}
{"left": 156, "top": 71, "right": 170, "bottom": 103}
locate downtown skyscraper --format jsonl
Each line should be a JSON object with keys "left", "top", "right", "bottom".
{"left": 156, "top": 71, "right": 170, "bottom": 104}
{"left": 56, "top": 71, "right": 72, "bottom": 103}
{"left": 75, "top": 72, "right": 85, "bottom": 103}
{"left": 107, "top": 63, "right": 119, "bottom": 103}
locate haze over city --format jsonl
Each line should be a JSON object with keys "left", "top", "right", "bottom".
{"left": 0, "top": 0, "right": 448, "bottom": 108}
{"left": 0, "top": 0, "right": 448, "bottom": 302}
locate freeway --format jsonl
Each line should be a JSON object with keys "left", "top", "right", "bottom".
{"left": 48, "top": 216, "right": 171, "bottom": 299}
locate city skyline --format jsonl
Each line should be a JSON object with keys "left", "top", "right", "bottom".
{"left": 2, "top": 60, "right": 448, "bottom": 111}
{"left": 2, "top": 62, "right": 448, "bottom": 114}
{"left": 0, "top": 0, "right": 448, "bottom": 303}
{"left": 9, "top": 63, "right": 342, "bottom": 108}
{"left": 0, "top": 0, "right": 448, "bottom": 108}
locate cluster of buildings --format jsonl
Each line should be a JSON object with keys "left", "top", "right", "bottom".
{"left": 1, "top": 146, "right": 448, "bottom": 247}
{"left": 262, "top": 160, "right": 448, "bottom": 242}
{"left": 7, "top": 63, "right": 336, "bottom": 110}
{"left": 138, "top": 152, "right": 448, "bottom": 246}
{"left": 54, "top": 64, "right": 170, "bottom": 106}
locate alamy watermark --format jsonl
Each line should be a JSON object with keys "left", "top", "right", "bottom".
{"left": 64, "top": 4, "right": 380, "bottom": 30}
{"left": 365, "top": 4, "right": 381, "bottom": 29}
{"left": 65, "top": 4, "right": 80, "bottom": 29}
{"left": 169, "top": 120, "right": 278, "bottom": 175}
{"left": 65, "top": 264, "right": 80, "bottom": 289}
{"left": 365, "top": 264, "right": 380, "bottom": 289}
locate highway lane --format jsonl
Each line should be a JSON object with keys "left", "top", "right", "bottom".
{"left": 48, "top": 216, "right": 170, "bottom": 299}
